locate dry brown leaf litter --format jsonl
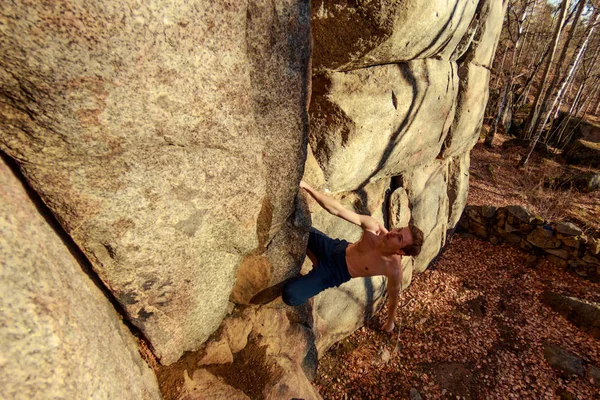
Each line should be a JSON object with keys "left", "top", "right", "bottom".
{"left": 314, "top": 237, "right": 600, "bottom": 399}
{"left": 314, "top": 135, "right": 600, "bottom": 399}
{"left": 469, "top": 132, "right": 600, "bottom": 236}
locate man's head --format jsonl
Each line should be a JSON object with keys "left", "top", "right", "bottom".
{"left": 384, "top": 224, "right": 424, "bottom": 256}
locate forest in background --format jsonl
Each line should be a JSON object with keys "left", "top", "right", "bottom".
{"left": 485, "top": 0, "right": 600, "bottom": 164}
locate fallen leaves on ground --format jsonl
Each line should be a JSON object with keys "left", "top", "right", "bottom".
{"left": 314, "top": 236, "right": 600, "bottom": 399}
{"left": 314, "top": 135, "right": 600, "bottom": 399}
{"left": 469, "top": 133, "right": 600, "bottom": 236}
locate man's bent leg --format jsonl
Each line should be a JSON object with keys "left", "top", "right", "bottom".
{"left": 282, "top": 267, "right": 330, "bottom": 306}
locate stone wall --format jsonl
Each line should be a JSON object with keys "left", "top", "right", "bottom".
{"left": 459, "top": 205, "right": 600, "bottom": 280}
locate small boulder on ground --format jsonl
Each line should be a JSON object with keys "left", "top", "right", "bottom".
{"left": 543, "top": 344, "right": 585, "bottom": 377}
{"left": 502, "top": 138, "right": 551, "bottom": 157}
{"left": 542, "top": 291, "right": 600, "bottom": 339}
{"left": 564, "top": 139, "right": 600, "bottom": 168}
{"left": 545, "top": 166, "right": 600, "bottom": 193}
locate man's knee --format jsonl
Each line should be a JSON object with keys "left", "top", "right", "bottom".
{"left": 282, "top": 282, "right": 307, "bottom": 307}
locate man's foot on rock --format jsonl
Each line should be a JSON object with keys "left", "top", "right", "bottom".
{"left": 249, "top": 280, "right": 288, "bottom": 305}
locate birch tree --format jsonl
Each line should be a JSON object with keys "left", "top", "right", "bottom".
{"left": 518, "top": 0, "right": 571, "bottom": 167}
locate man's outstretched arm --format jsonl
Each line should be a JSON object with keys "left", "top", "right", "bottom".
{"left": 383, "top": 269, "right": 401, "bottom": 333}
{"left": 300, "top": 181, "right": 382, "bottom": 233}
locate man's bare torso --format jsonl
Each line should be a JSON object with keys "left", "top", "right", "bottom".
{"left": 345, "top": 229, "right": 402, "bottom": 279}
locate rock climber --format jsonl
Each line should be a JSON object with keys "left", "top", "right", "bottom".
{"left": 282, "top": 180, "right": 424, "bottom": 333}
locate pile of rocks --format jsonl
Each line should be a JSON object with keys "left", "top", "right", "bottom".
{"left": 458, "top": 205, "right": 600, "bottom": 280}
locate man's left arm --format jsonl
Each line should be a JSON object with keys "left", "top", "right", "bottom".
{"left": 383, "top": 269, "right": 401, "bottom": 333}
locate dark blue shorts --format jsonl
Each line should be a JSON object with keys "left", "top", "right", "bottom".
{"left": 282, "top": 228, "right": 352, "bottom": 306}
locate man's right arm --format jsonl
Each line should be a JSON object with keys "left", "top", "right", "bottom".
{"left": 300, "top": 181, "right": 383, "bottom": 233}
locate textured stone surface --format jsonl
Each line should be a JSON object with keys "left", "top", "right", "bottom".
{"left": 179, "top": 370, "right": 251, "bottom": 400}
{"left": 542, "top": 292, "right": 600, "bottom": 340}
{"left": 556, "top": 222, "right": 583, "bottom": 236}
{"left": 179, "top": 307, "right": 320, "bottom": 400}
{"left": 313, "top": 273, "right": 388, "bottom": 356}
{"left": 389, "top": 187, "right": 411, "bottom": 228}
{"left": 0, "top": 158, "right": 161, "bottom": 400}
{"left": 527, "top": 227, "right": 562, "bottom": 249}
{"left": 401, "top": 161, "right": 449, "bottom": 272}
{"left": 544, "top": 248, "right": 571, "bottom": 260}
{"left": 0, "top": 0, "right": 310, "bottom": 364}
{"left": 310, "top": 59, "right": 458, "bottom": 192}
{"left": 311, "top": 0, "right": 479, "bottom": 72}
{"left": 232, "top": 193, "right": 311, "bottom": 305}
{"left": 507, "top": 205, "right": 534, "bottom": 224}
{"left": 466, "top": 0, "right": 507, "bottom": 68}
{"left": 589, "top": 238, "right": 600, "bottom": 255}
{"left": 543, "top": 344, "right": 585, "bottom": 377}
{"left": 447, "top": 152, "right": 471, "bottom": 228}
{"left": 441, "top": 63, "right": 490, "bottom": 158}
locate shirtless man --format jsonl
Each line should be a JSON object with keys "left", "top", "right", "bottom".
{"left": 282, "top": 181, "right": 424, "bottom": 333}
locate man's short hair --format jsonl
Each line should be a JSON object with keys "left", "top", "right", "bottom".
{"left": 403, "top": 224, "right": 424, "bottom": 257}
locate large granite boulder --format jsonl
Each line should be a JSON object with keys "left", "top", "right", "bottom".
{"left": 311, "top": 0, "right": 479, "bottom": 72}
{"left": 0, "top": 0, "right": 310, "bottom": 364}
{"left": 0, "top": 157, "right": 161, "bottom": 399}
{"left": 309, "top": 58, "right": 458, "bottom": 192}
{"left": 303, "top": 0, "right": 505, "bottom": 361}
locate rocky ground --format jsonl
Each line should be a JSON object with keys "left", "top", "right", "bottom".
{"left": 313, "top": 133, "right": 600, "bottom": 399}
{"left": 469, "top": 133, "right": 600, "bottom": 236}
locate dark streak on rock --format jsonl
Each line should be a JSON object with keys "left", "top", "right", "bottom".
{"left": 138, "top": 308, "right": 154, "bottom": 321}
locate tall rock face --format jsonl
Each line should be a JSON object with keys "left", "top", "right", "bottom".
{"left": 0, "top": 0, "right": 310, "bottom": 365}
{"left": 305, "top": 0, "right": 506, "bottom": 353}
{"left": 0, "top": 0, "right": 505, "bottom": 398}
{"left": 0, "top": 157, "right": 161, "bottom": 399}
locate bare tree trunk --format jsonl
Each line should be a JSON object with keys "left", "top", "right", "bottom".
{"left": 553, "top": 82, "right": 582, "bottom": 148}
{"left": 554, "top": 73, "right": 576, "bottom": 119}
{"left": 527, "top": 0, "right": 585, "bottom": 139}
{"left": 485, "top": 0, "right": 531, "bottom": 146}
{"left": 515, "top": 45, "right": 551, "bottom": 109}
{"left": 514, "top": 0, "right": 538, "bottom": 67}
{"left": 542, "top": 4, "right": 599, "bottom": 145}
{"left": 580, "top": 78, "right": 600, "bottom": 118}
{"left": 568, "top": 80, "right": 585, "bottom": 115}
{"left": 486, "top": 79, "right": 511, "bottom": 146}
{"left": 519, "top": 0, "right": 571, "bottom": 166}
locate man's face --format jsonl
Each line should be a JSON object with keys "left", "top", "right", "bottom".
{"left": 384, "top": 227, "right": 413, "bottom": 254}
